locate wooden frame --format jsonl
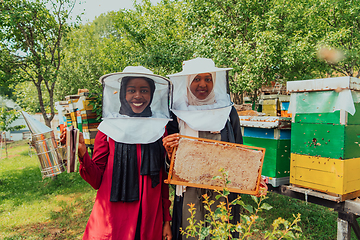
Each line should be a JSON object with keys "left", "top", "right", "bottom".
{"left": 165, "top": 135, "right": 266, "bottom": 196}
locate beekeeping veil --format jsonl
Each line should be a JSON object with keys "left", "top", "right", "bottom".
{"left": 167, "top": 58, "right": 233, "bottom": 133}
{"left": 98, "top": 66, "right": 172, "bottom": 144}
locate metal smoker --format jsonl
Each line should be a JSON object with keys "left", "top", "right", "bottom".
{"left": 21, "top": 111, "right": 65, "bottom": 178}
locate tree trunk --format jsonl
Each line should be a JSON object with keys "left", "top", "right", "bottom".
{"left": 4, "top": 133, "right": 8, "bottom": 158}
{"left": 230, "top": 92, "right": 244, "bottom": 105}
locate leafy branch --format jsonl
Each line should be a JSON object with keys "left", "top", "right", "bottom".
{"left": 180, "top": 168, "right": 302, "bottom": 239}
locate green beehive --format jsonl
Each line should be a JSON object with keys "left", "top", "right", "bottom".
{"left": 287, "top": 76, "right": 360, "bottom": 199}
{"left": 287, "top": 77, "right": 360, "bottom": 159}
{"left": 243, "top": 137, "right": 290, "bottom": 178}
{"left": 240, "top": 116, "right": 291, "bottom": 186}
{"left": 291, "top": 122, "right": 360, "bottom": 159}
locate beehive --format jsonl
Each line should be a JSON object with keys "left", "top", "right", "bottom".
{"left": 62, "top": 93, "right": 101, "bottom": 145}
{"left": 287, "top": 76, "right": 360, "bottom": 199}
{"left": 240, "top": 116, "right": 291, "bottom": 186}
{"left": 291, "top": 122, "right": 360, "bottom": 159}
{"left": 290, "top": 153, "right": 360, "bottom": 197}
{"left": 80, "top": 98, "right": 100, "bottom": 145}
{"left": 279, "top": 95, "right": 291, "bottom": 117}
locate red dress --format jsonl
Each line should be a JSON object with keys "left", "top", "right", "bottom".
{"left": 79, "top": 131, "right": 172, "bottom": 240}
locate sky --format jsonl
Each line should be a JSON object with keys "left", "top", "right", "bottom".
{"left": 70, "top": 0, "right": 161, "bottom": 23}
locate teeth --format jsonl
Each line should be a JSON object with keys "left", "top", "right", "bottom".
{"left": 132, "top": 103, "right": 143, "bottom": 107}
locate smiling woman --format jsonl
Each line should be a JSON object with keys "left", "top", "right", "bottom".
{"left": 120, "top": 77, "right": 155, "bottom": 116}
{"left": 189, "top": 73, "right": 214, "bottom": 100}
{"left": 66, "top": 66, "right": 173, "bottom": 240}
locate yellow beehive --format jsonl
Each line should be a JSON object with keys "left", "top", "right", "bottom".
{"left": 262, "top": 99, "right": 278, "bottom": 116}
{"left": 290, "top": 153, "right": 360, "bottom": 198}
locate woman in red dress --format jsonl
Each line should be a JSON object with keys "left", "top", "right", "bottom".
{"left": 65, "top": 66, "right": 173, "bottom": 240}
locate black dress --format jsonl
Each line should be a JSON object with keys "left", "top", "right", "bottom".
{"left": 166, "top": 106, "right": 243, "bottom": 240}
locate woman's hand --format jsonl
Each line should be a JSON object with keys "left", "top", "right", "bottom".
{"left": 59, "top": 128, "right": 87, "bottom": 159}
{"left": 60, "top": 128, "right": 67, "bottom": 145}
{"left": 256, "top": 177, "right": 268, "bottom": 197}
{"left": 77, "top": 132, "right": 87, "bottom": 158}
{"left": 162, "top": 221, "right": 172, "bottom": 240}
{"left": 162, "top": 133, "right": 180, "bottom": 159}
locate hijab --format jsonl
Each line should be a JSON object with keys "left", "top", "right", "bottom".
{"left": 186, "top": 73, "right": 217, "bottom": 106}
{"left": 110, "top": 76, "right": 163, "bottom": 202}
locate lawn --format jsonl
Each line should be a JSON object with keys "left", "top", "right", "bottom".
{"left": 0, "top": 140, "right": 356, "bottom": 239}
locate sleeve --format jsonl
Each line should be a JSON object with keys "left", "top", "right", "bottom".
{"left": 79, "top": 131, "right": 109, "bottom": 190}
{"left": 165, "top": 111, "right": 180, "bottom": 135}
{"left": 230, "top": 106, "right": 243, "bottom": 144}
{"left": 161, "top": 167, "right": 172, "bottom": 222}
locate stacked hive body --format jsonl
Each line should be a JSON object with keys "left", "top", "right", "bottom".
{"left": 81, "top": 95, "right": 100, "bottom": 145}
{"left": 240, "top": 116, "right": 291, "bottom": 187}
{"left": 65, "top": 95, "right": 80, "bottom": 129}
{"left": 260, "top": 94, "right": 291, "bottom": 117}
{"left": 58, "top": 92, "right": 101, "bottom": 146}
{"left": 260, "top": 95, "right": 278, "bottom": 116}
{"left": 287, "top": 76, "right": 360, "bottom": 200}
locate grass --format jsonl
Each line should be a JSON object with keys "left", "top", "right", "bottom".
{"left": 239, "top": 193, "right": 338, "bottom": 239}
{"left": 0, "top": 140, "right": 358, "bottom": 239}
{"left": 0, "top": 140, "right": 96, "bottom": 239}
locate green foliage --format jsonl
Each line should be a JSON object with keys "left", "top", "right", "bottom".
{"left": 0, "top": 107, "right": 24, "bottom": 133}
{"left": 307, "top": 0, "right": 360, "bottom": 77}
{"left": 57, "top": 0, "right": 193, "bottom": 100}
{"left": 112, "top": 0, "right": 193, "bottom": 75}
{"left": 181, "top": 169, "right": 302, "bottom": 239}
{"left": 87, "top": 92, "right": 103, "bottom": 122}
{"left": 0, "top": 0, "right": 77, "bottom": 126}
{"left": 57, "top": 14, "right": 119, "bottom": 97}
{"left": 4, "top": 0, "right": 360, "bottom": 110}
{"left": 12, "top": 81, "right": 51, "bottom": 113}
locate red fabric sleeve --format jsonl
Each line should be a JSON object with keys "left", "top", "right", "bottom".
{"left": 79, "top": 131, "right": 109, "bottom": 190}
{"left": 162, "top": 168, "right": 172, "bottom": 222}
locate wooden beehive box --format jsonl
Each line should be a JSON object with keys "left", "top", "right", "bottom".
{"left": 244, "top": 137, "right": 290, "bottom": 179}
{"left": 290, "top": 153, "right": 360, "bottom": 200}
{"left": 240, "top": 116, "right": 291, "bottom": 186}
{"left": 287, "top": 76, "right": 360, "bottom": 200}
{"left": 279, "top": 95, "right": 291, "bottom": 117}
{"left": 291, "top": 122, "right": 360, "bottom": 159}
{"left": 166, "top": 136, "right": 266, "bottom": 196}
{"left": 287, "top": 77, "right": 360, "bottom": 159}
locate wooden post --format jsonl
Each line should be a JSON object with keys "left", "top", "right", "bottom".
{"left": 337, "top": 213, "right": 351, "bottom": 240}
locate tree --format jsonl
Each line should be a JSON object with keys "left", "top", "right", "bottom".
{"left": 57, "top": 0, "right": 193, "bottom": 98}
{"left": 0, "top": 107, "right": 25, "bottom": 158}
{"left": 0, "top": 0, "right": 77, "bottom": 127}
{"left": 57, "top": 13, "right": 126, "bottom": 97}
{"left": 184, "top": 0, "right": 329, "bottom": 104}
{"left": 13, "top": 81, "right": 51, "bottom": 113}
{"left": 111, "top": 0, "right": 193, "bottom": 76}
{"left": 307, "top": 0, "right": 360, "bottom": 77}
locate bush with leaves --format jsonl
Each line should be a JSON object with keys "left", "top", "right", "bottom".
{"left": 0, "top": 107, "right": 25, "bottom": 158}
{"left": 181, "top": 169, "right": 302, "bottom": 239}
